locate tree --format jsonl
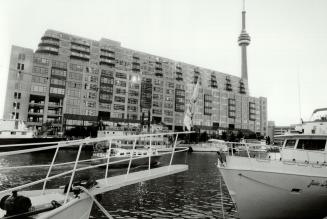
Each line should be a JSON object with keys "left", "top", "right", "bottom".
{"left": 221, "top": 131, "right": 227, "bottom": 141}
{"left": 199, "top": 132, "right": 208, "bottom": 142}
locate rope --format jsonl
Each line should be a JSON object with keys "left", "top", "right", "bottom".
{"left": 238, "top": 173, "right": 290, "bottom": 192}
{"left": 74, "top": 186, "right": 113, "bottom": 219}
{"left": 219, "top": 176, "right": 225, "bottom": 219}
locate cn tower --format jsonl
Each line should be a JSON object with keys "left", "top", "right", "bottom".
{"left": 238, "top": 0, "right": 251, "bottom": 81}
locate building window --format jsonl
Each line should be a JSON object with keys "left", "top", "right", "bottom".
{"left": 14, "top": 92, "right": 21, "bottom": 99}
{"left": 249, "top": 102, "right": 256, "bottom": 121}
{"left": 52, "top": 60, "right": 67, "bottom": 69}
{"left": 49, "top": 87, "right": 65, "bottom": 95}
{"left": 51, "top": 68, "right": 67, "bottom": 77}
{"left": 164, "top": 110, "right": 173, "bottom": 116}
{"left": 50, "top": 78, "right": 66, "bottom": 86}
{"left": 114, "top": 96, "right": 125, "bottom": 103}
{"left": 225, "top": 77, "right": 232, "bottom": 91}
{"left": 228, "top": 98, "right": 236, "bottom": 118}
{"left": 115, "top": 72, "right": 127, "bottom": 79}
{"left": 239, "top": 81, "right": 246, "bottom": 94}
{"left": 128, "top": 98, "right": 138, "bottom": 105}
{"left": 153, "top": 101, "right": 162, "bottom": 108}
{"left": 13, "top": 102, "right": 20, "bottom": 109}
{"left": 33, "top": 57, "right": 49, "bottom": 65}
{"left": 68, "top": 72, "right": 83, "bottom": 81}
{"left": 127, "top": 106, "right": 137, "bottom": 112}
{"left": 18, "top": 53, "right": 25, "bottom": 60}
{"left": 115, "top": 80, "right": 126, "bottom": 87}
{"left": 31, "top": 85, "right": 47, "bottom": 93}
{"left": 33, "top": 66, "right": 48, "bottom": 75}
{"left": 85, "top": 92, "right": 97, "bottom": 99}
{"left": 67, "top": 81, "right": 82, "bottom": 89}
{"left": 204, "top": 94, "right": 212, "bottom": 116}
{"left": 153, "top": 87, "right": 163, "bottom": 93}
{"left": 70, "top": 63, "right": 84, "bottom": 72}
{"left": 17, "top": 63, "right": 24, "bottom": 70}
{"left": 85, "top": 75, "right": 98, "bottom": 83}
{"left": 12, "top": 113, "right": 19, "bottom": 119}
{"left": 85, "top": 109, "right": 96, "bottom": 116}
{"left": 84, "top": 100, "right": 96, "bottom": 108}
{"left": 99, "top": 93, "right": 112, "bottom": 102}
{"left": 32, "top": 76, "right": 47, "bottom": 84}
{"left": 67, "top": 89, "right": 81, "bottom": 97}
{"left": 115, "top": 88, "right": 126, "bottom": 95}
{"left": 100, "top": 77, "right": 114, "bottom": 84}
{"left": 113, "top": 104, "right": 125, "bottom": 111}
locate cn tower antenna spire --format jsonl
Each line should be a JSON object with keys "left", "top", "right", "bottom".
{"left": 238, "top": 0, "right": 251, "bottom": 81}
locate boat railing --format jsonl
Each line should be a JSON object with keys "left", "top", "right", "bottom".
{"left": 0, "top": 131, "right": 193, "bottom": 203}
{"left": 221, "top": 141, "right": 327, "bottom": 167}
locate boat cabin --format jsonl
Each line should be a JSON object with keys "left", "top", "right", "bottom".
{"left": 281, "top": 135, "right": 327, "bottom": 164}
{"left": 0, "top": 120, "right": 34, "bottom": 139}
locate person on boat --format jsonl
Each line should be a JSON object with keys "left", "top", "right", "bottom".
{"left": 217, "top": 148, "right": 227, "bottom": 166}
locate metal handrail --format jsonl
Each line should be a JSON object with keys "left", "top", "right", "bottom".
{"left": 0, "top": 131, "right": 192, "bottom": 199}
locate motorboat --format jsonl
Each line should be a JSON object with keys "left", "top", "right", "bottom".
{"left": 217, "top": 109, "right": 327, "bottom": 219}
{"left": 0, "top": 119, "right": 64, "bottom": 151}
{"left": 91, "top": 147, "right": 161, "bottom": 168}
{"left": 187, "top": 139, "right": 228, "bottom": 152}
{"left": 0, "top": 131, "right": 191, "bottom": 218}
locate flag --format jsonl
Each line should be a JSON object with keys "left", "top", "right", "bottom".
{"left": 183, "top": 80, "right": 200, "bottom": 131}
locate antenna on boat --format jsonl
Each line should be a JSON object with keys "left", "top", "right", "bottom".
{"left": 297, "top": 68, "right": 303, "bottom": 124}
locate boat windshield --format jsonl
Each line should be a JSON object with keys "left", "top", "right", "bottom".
{"left": 284, "top": 139, "right": 296, "bottom": 149}
{"left": 296, "top": 139, "right": 326, "bottom": 151}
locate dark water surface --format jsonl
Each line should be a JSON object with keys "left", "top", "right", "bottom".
{"left": 0, "top": 150, "right": 238, "bottom": 218}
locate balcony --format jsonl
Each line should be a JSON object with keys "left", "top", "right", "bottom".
{"left": 47, "top": 111, "right": 62, "bottom": 117}
{"left": 39, "top": 39, "right": 60, "bottom": 48}
{"left": 239, "top": 87, "right": 246, "bottom": 94}
{"left": 71, "top": 44, "right": 90, "bottom": 53}
{"left": 100, "top": 58, "right": 115, "bottom": 67}
{"left": 41, "top": 35, "right": 59, "bottom": 42}
{"left": 155, "top": 72, "right": 163, "bottom": 77}
{"left": 36, "top": 46, "right": 59, "bottom": 55}
{"left": 70, "top": 51, "right": 90, "bottom": 61}
{"left": 100, "top": 54, "right": 115, "bottom": 60}
{"left": 48, "top": 102, "right": 63, "bottom": 108}
{"left": 27, "top": 121, "right": 43, "bottom": 126}
{"left": 225, "top": 84, "right": 233, "bottom": 91}
{"left": 28, "top": 111, "right": 44, "bottom": 116}
{"left": 29, "top": 101, "right": 45, "bottom": 106}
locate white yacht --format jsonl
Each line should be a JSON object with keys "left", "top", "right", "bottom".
{"left": 0, "top": 119, "right": 34, "bottom": 139}
{"left": 0, "top": 120, "right": 64, "bottom": 151}
{"left": 187, "top": 139, "right": 228, "bottom": 152}
{"left": 218, "top": 109, "right": 327, "bottom": 219}
{"left": 91, "top": 147, "right": 161, "bottom": 168}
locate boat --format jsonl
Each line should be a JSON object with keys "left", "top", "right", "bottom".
{"left": 91, "top": 147, "right": 161, "bottom": 168}
{"left": 0, "top": 119, "right": 64, "bottom": 151}
{"left": 95, "top": 123, "right": 175, "bottom": 154}
{"left": 186, "top": 139, "right": 228, "bottom": 152}
{"left": 0, "top": 131, "right": 191, "bottom": 219}
{"left": 217, "top": 109, "right": 327, "bottom": 219}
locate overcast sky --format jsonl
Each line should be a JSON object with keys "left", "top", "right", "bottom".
{"left": 0, "top": 0, "right": 326, "bottom": 126}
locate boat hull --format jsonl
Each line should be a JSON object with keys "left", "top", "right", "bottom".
{"left": 91, "top": 155, "right": 162, "bottom": 168}
{"left": 219, "top": 167, "right": 327, "bottom": 219}
{"left": 0, "top": 138, "right": 65, "bottom": 152}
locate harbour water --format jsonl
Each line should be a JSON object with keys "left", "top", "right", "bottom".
{"left": 0, "top": 150, "right": 238, "bottom": 218}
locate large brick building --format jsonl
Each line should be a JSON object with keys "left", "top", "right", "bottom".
{"left": 3, "top": 28, "right": 267, "bottom": 136}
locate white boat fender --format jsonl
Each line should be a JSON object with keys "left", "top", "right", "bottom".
{"left": 0, "top": 191, "right": 31, "bottom": 217}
